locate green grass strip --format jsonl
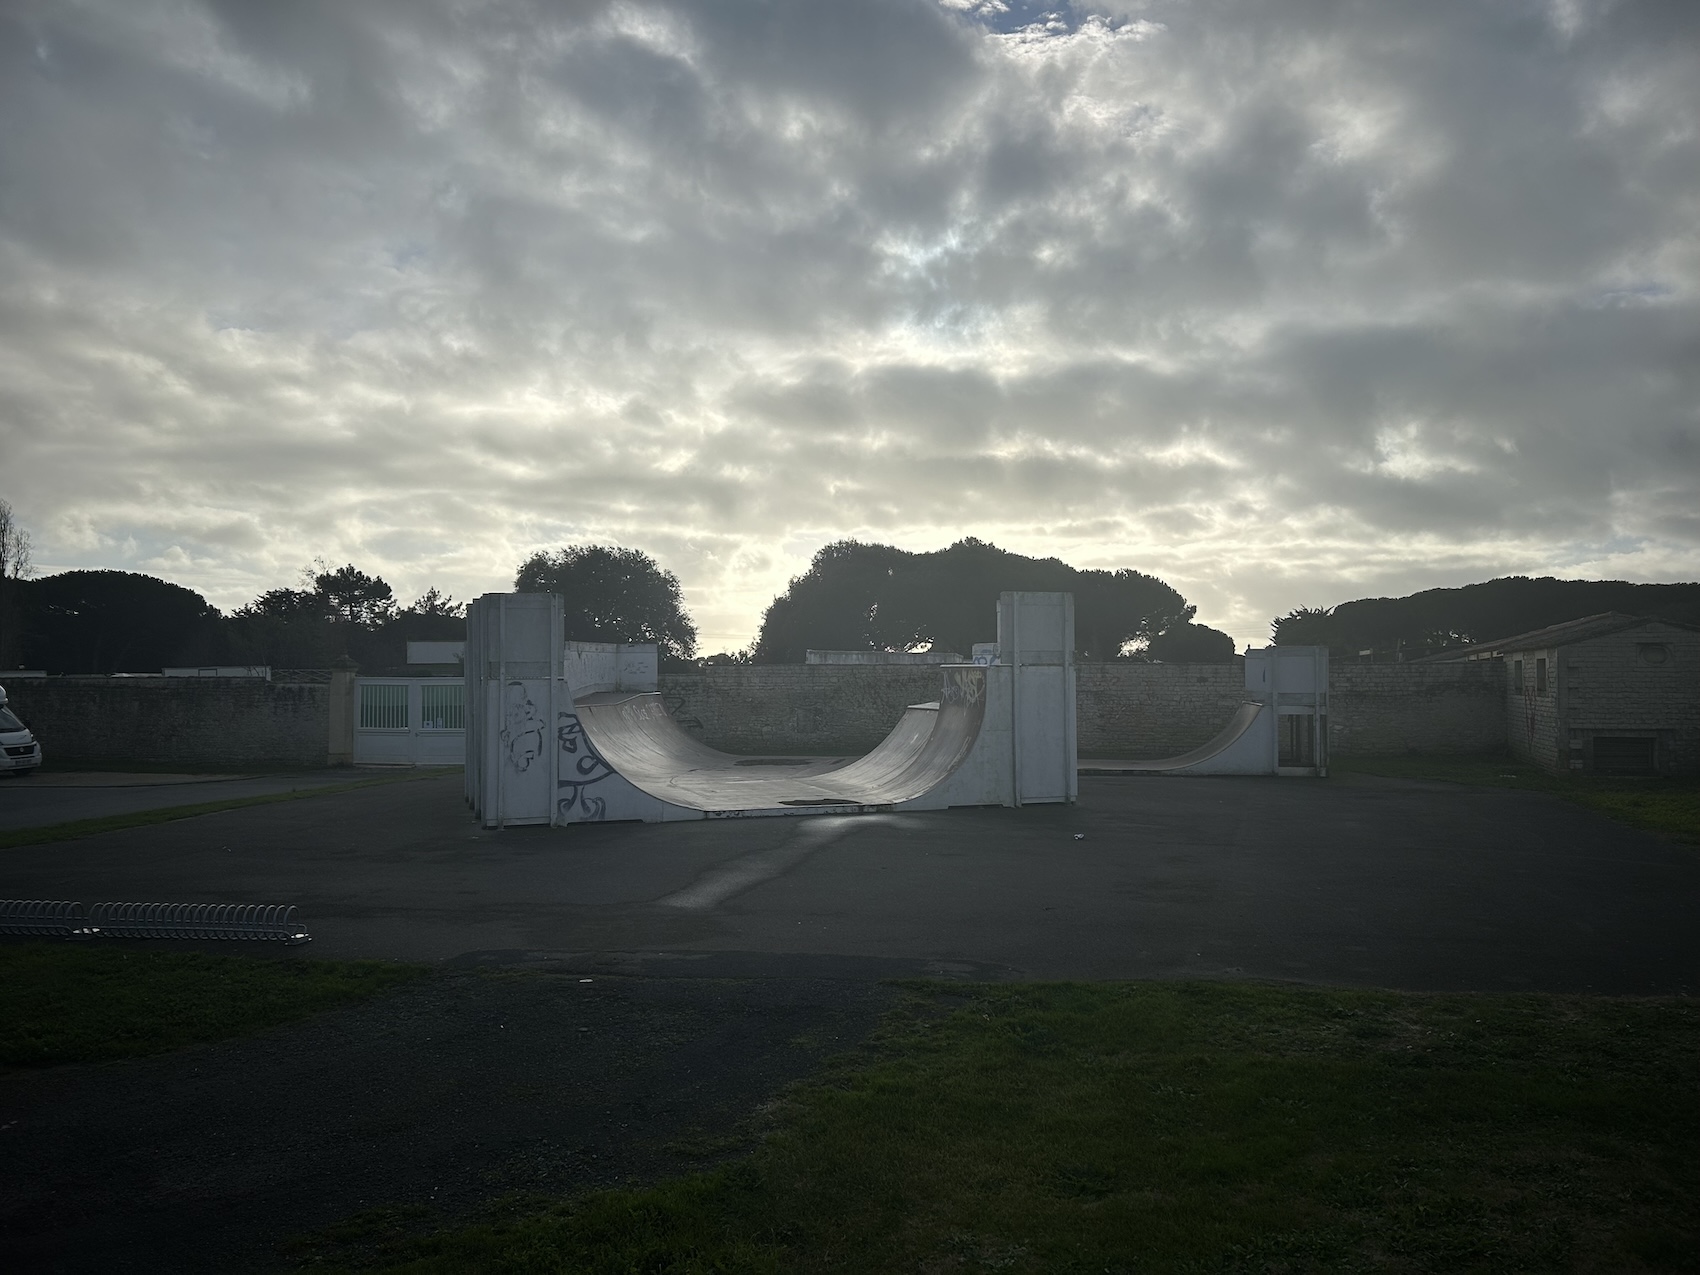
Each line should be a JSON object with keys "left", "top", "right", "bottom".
{"left": 1333, "top": 754, "right": 1700, "bottom": 845}
{"left": 0, "top": 943, "right": 426, "bottom": 1067}
{"left": 0, "top": 768, "right": 455, "bottom": 850}
{"left": 303, "top": 981, "right": 1699, "bottom": 1274}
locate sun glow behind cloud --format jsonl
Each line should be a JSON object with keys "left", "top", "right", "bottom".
{"left": 0, "top": 0, "right": 1695, "bottom": 651}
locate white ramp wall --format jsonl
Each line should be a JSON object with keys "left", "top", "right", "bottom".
{"left": 998, "top": 591, "right": 1078, "bottom": 805}
{"left": 1243, "top": 645, "right": 1329, "bottom": 776}
{"left": 466, "top": 593, "right": 565, "bottom": 827}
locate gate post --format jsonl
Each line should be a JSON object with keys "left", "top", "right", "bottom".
{"left": 328, "top": 656, "right": 358, "bottom": 767}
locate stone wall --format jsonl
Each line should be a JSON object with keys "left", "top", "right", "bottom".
{"left": 4, "top": 658, "right": 1509, "bottom": 769}
{"left": 1328, "top": 662, "right": 1505, "bottom": 757}
{"left": 1073, "top": 663, "right": 1245, "bottom": 757}
{"left": 659, "top": 665, "right": 943, "bottom": 755}
{"left": 4, "top": 676, "right": 331, "bottom": 767}
{"left": 660, "top": 660, "right": 1507, "bottom": 758}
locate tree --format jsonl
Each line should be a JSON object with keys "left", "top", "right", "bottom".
{"left": 751, "top": 538, "right": 1196, "bottom": 663}
{"left": 310, "top": 562, "right": 396, "bottom": 626}
{"left": 19, "top": 571, "right": 222, "bottom": 674}
{"left": 1268, "top": 576, "right": 1700, "bottom": 657}
{"left": 1270, "top": 605, "right": 1336, "bottom": 647}
{"left": 238, "top": 588, "right": 325, "bottom": 623}
{"left": 226, "top": 575, "right": 463, "bottom": 672}
{"left": 515, "top": 545, "right": 697, "bottom": 660}
{"left": 226, "top": 587, "right": 335, "bottom": 668}
{"left": 1145, "top": 622, "right": 1237, "bottom": 663}
{"left": 0, "top": 498, "right": 33, "bottom": 668}
{"left": 405, "top": 587, "right": 465, "bottom": 618}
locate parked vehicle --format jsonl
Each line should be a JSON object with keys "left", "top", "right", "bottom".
{"left": 0, "top": 684, "right": 43, "bottom": 777}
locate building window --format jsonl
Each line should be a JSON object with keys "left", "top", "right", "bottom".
{"left": 1513, "top": 658, "right": 1523, "bottom": 689}
{"left": 359, "top": 683, "right": 409, "bottom": 730}
{"left": 1535, "top": 657, "right": 1547, "bottom": 694}
{"left": 1638, "top": 643, "right": 1669, "bottom": 665}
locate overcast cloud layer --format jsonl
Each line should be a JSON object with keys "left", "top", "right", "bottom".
{"left": 1, "top": 0, "right": 1696, "bottom": 651}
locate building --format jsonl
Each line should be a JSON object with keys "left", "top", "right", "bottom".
{"left": 1425, "top": 613, "right": 1699, "bottom": 776}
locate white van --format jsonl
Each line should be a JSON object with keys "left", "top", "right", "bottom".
{"left": 0, "top": 684, "right": 43, "bottom": 776}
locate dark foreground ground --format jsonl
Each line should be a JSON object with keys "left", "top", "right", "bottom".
{"left": 2, "top": 772, "right": 1697, "bottom": 1271}
{"left": 2, "top": 968, "right": 891, "bottom": 1274}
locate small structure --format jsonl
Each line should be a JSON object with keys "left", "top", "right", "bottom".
{"left": 1425, "top": 613, "right": 1699, "bottom": 776}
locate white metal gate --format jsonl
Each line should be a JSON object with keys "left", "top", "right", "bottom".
{"left": 353, "top": 678, "right": 465, "bottom": 765}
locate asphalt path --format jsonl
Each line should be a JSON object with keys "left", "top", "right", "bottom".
{"left": 2, "top": 770, "right": 1696, "bottom": 993}
{"left": 0, "top": 770, "right": 369, "bottom": 832}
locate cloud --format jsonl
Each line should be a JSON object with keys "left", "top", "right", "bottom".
{"left": 0, "top": 0, "right": 1694, "bottom": 651}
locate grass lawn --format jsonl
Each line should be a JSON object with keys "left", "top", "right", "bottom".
{"left": 0, "top": 943, "right": 426, "bottom": 1067}
{"left": 305, "top": 981, "right": 1700, "bottom": 1274}
{"left": 1332, "top": 754, "right": 1700, "bottom": 845}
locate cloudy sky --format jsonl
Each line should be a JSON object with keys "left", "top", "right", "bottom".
{"left": 1, "top": 0, "right": 1696, "bottom": 652}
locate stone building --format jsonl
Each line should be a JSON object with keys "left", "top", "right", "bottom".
{"left": 1425, "top": 613, "right": 1699, "bottom": 776}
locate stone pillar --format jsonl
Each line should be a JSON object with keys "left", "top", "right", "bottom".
{"left": 327, "top": 656, "right": 357, "bottom": 766}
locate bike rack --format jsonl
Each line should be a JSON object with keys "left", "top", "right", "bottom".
{"left": 0, "top": 899, "right": 309, "bottom": 944}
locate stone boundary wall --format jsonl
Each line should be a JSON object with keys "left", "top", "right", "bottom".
{"left": 5, "top": 676, "right": 331, "bottom": 767}
{"left": 1074, "top": 663, "right": 1245, "bottom": 757}
{"left": 1328, "top": 662, "right": 1505, "bottom": 757}
{"left": 4, "top": 659, "right": 1507, "bottom": 768}
{"left": 659, "top": 665, "right": 944, "bottom": 755}
{"left": 660, "top": 660, "right": 1507, "bottom": 758}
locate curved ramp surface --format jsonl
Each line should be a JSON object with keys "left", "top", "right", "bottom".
{"left": 1079, "top": 701, "right": 1271, "bottom": 776}
{"left": 574, "top": 685, "right": 988, "bottom": 814}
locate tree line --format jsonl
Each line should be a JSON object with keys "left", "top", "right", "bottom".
{"left": 0, "top": 515, "right": 1232, "bottom": 674}
{"left": 1270, "top": 576, "right": 1700, "bottom": 658}
{"left": 1, "top": 561, "right": 469, "bottom": 676}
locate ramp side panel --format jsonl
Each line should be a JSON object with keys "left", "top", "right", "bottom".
{"left": 903, "top": 665, "right": 1013, "bottom": 810}
{"left": 554, "top": 705, "right": 696, "bottom": 824}
{"left": 481, "top": 678, "right": 557, "bottom": 825}
{"left": 1101, "top": 702, "right": 1273, "bottom": 775}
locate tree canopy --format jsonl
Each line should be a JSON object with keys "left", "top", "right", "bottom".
{"left": 19, "top": 570, "right": 222, "bottom": 674}
{"left": 4, "top": 562, "right": 469, "bottom": 674}
{"left": 515, "top": 545, "right": 697, "bottom": 660}
{"left": 751, "top": 538, "right": 1195, "bottom": 663}
{"left": 311, "top": 563, "right": 395, "bottom": 626}
{"left": 1146, "top": 621, "right": 1237, "bottom": 663}
{"left": 1271, "top": 576, "right": 1700, "bottom": 657}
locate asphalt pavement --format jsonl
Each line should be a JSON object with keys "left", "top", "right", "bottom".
{"left": 0, "top": 769, "right": 372, "bottom": 832}
{"left": 2, "top": 769, "right": 1695, "bottom": 994}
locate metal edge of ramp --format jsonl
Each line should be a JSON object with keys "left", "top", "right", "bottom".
{"left": 1078, "top": 701, "right": 1270, "bottom": 776}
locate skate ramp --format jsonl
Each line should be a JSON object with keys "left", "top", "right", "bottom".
{"left": 467, "top": 591, "right": 1079, "bottom": 826}
{"left": 1079, "top": 701, "right": 1271, "bottom": 776}
{"left": 573, "top": 686, "right": 988, "bottom": 814}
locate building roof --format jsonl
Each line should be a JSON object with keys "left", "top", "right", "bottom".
{"left": 1419, "top": 612, "right": 1696, "bottom": 662}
